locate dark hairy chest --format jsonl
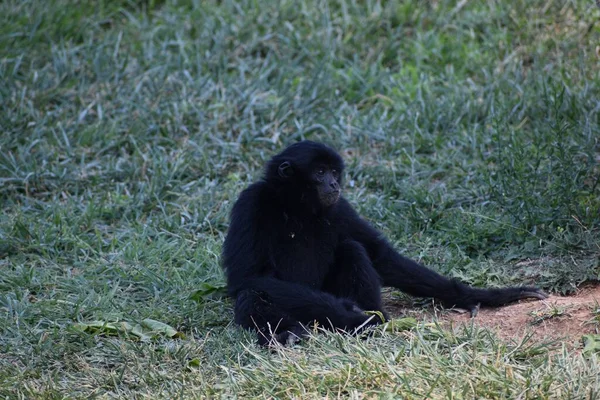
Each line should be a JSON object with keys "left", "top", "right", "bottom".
{"left": 269, "top": 212, "right": 339, "bottom": 287}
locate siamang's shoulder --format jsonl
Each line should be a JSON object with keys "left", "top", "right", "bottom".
{"left": 230, "top": 181, "right": 276, "bottom": 216}
{"left": 234, "top": 181, "right": 266, "bottom": 201}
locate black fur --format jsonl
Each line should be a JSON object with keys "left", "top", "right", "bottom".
{"left": 222, "top": 141, "right": 547, "bottom": 345}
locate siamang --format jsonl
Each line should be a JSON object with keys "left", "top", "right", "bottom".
{"left": 222, "top": 141, "right": 547, "bottom": 345}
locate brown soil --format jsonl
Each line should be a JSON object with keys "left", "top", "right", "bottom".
{"left": 384, "top": 283, "right": 600, "bottom": 348}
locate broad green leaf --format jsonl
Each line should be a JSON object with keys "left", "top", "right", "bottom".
{"left": 142, "top": 318, "right": 184, "bottom": 339}
{"left": 73, "top": 319, "right": 182, "bottom": 341}
{"left": 73, "top": 320, "right": 135, "bottom": 337}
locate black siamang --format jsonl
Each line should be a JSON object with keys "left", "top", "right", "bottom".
{"left": 222, "top": 141, "right": 547, "bottom": 345}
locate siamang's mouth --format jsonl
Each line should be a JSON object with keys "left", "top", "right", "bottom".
{"left": 321, "top": 190, "right": 340, "bottom": 206}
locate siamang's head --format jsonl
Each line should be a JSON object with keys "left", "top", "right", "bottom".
{"left": 266, "top": 141, "right": 345, "bottom": 207}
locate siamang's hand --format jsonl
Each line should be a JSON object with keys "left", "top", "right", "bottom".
{"left": 451, "top": 284, "right": 549, "bottom": 317}
{"left": 515, "top": 287, "right": 549, "bottom": 301}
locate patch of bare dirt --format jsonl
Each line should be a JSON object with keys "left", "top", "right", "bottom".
{"left": 385, "top": 283, "right": 600, "bottom": 347}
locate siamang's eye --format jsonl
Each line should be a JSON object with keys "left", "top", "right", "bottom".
{"left": 317, "top": 168, "right": 325, "bottom": 176}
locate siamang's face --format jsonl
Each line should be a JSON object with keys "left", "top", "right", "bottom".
{"left": 311, "top": 164, "right": 341, "bottom": 207}
{"left": 272, "top": 141, "right": 345, "bottom": 208}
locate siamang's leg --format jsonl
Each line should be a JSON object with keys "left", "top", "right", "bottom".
{"left": 236, "top": 278, "right": 371, "bottom": 334}
{"left": 324, "top": 239, "right": 388, "bottom": 320}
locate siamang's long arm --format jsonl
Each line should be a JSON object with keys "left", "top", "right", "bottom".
{"left": 338, "top": 199, "right": 546, "bottom": 313}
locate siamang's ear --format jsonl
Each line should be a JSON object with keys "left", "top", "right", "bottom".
{"left": 278, "top": 161, "right": 293, "bottom": 178}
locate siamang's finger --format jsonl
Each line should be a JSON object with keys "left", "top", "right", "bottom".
{"left": 469, "top": 303, "right": 481, "bottom": 318}
{"left": 261, "top": 330, "right": 304, "bottom": 348}
{"left": 521, "top": 289, "right": 549, "bottom": 300}
{"left": 276, "top": 331, "right": 302, "bottom": 346}
{"left": 281, "top": 324, "right": 309, "bottom": 345}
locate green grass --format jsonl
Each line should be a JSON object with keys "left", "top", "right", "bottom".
{"left": 1, "top": 0, "right": 599, "bottom": 398}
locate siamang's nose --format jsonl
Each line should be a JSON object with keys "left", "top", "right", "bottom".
{"left": 330, "top": 181, "right": 339, "bottom": 190}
